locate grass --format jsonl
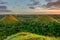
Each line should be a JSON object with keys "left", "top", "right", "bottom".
{"left": 5, "top": 32, "right": 60, "bottom": 40}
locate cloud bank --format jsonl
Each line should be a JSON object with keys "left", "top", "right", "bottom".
{"left": 28, "top": 0, "right": 60, "bottom": 9}
{"left": 45, "top": 0, "right": 60, "bottom": 8}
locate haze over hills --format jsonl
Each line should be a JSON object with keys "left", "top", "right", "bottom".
{"left": 0, "top": 15, "right": 59, "bottom": 24}
{"left": 0, "top": 15, "right": 59, "bottom": 25}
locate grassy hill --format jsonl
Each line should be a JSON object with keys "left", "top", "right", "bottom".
{"left": 29, "top": 16, "right": 58, "bottom": 23}
{"left": 1, "top": 15, "right": 19, "bottom": 21}
{"left": 22, "top": 16, "right": 60, "bottom": 36}
{"left": 5, "top": 32, "right": 60, "bottom": 40}
{"left": 0, "top": 15, "right": 19, "bottom": 24}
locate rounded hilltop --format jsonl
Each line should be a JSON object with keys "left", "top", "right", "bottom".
{"left": 0, "top": 15, "right": 19, "bottom": 24}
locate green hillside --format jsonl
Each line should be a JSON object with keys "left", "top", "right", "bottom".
{"left": 22, "top": 16, "right": 60, "bottom": 36}
{"left": 0, "top": 15, "right": 60, "bottom": 40}
{"left": 5, "top": 32, "right": 60, "bottom": 40}
{"left": 29, "top": 16, "right": 58, "bottom": 22}
{"left": 0, "top": 15, "right": 19, "bottom": 24}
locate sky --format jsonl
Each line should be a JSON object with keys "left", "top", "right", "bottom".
{"left": 0, "top": 0, "right": 60, "bottom": 14}
{"left": 1, "top": 0, "right": 46, "bottom": 10}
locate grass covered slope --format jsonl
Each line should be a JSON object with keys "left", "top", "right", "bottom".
{"left": 30, "top": 16, "right": 58, "bottom": 23}
{"left": 0, "top": 15, "right": 19, "bottom": 24}
{"left": 5, "top": 32, "right": 60, "bottom": 40}
{"left": 22, "top": 16, "right": 60, "bottom": 36}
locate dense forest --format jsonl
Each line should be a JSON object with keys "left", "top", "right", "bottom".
{"left": 0, "top": 15, "right": 60, "bottom": 40}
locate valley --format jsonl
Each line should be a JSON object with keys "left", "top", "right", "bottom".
{"left": 0, "top": 15, "right": 60, "bottom": 40}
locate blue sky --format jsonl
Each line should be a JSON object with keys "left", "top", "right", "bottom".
{"left": 0, "top": 0, "right": 60, "bottom": 14}
{"left": 0, "top": 0, "right": 47, "bottom": 10}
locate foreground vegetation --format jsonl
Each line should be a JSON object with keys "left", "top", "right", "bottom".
{"left": 0, "top": 15, "right": 60, "bottom": 40}
{"left": 5, "top": 32, "right": 60, "bottom": 40}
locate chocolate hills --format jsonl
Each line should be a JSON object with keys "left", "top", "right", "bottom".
{"left": 0, "top": 15, "right": 59, "bottom": 24}
{"left": 0, "top": 15, "right": 19, "bottom": 24}
{"left": 0, "top": 15, "right": 60, "bottom": 40}
{"left": 29, "top": 16, "right": 58, "bottom": 23}
{"left": 0, "top": 15, "right": 59, "bottom": 26}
